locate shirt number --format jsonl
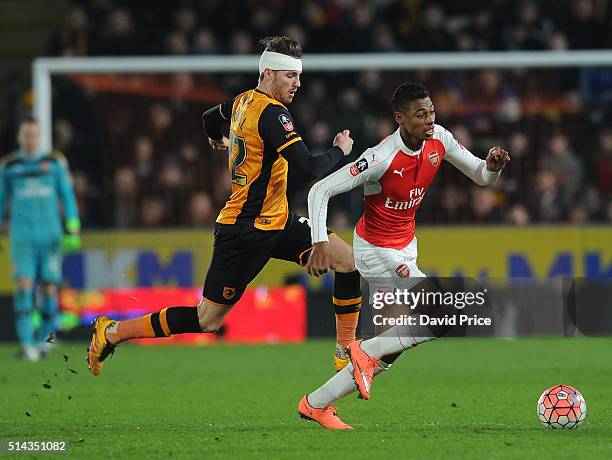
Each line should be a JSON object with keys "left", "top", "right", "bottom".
{"left": 229, "top": 133, "right": 248, "bottom": 186}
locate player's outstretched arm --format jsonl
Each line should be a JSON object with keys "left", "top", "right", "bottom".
{"left": 306, "top": 150, "right": 382, "bottom": 275}
{"left": 281, "top": 140, "right": 347, "bottom": 180}
{"left": 308, "top": 148, "right": 381, "bottom": 238}
{"left": 441, "top": 128, "right": 510, "bottom": 185}
{"left": 259, "top": 104, "right": 351, "bottom": 180}
{"left": 282, "top": 129, "right": 353, "bottom": 181}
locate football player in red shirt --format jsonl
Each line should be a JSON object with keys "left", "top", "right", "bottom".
{"left": 298, "top": 82, "right": 510, "bottom": 429}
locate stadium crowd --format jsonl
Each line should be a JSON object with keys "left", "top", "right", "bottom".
{"left": 6, "top": 0, "right": 612, "bottom": 227}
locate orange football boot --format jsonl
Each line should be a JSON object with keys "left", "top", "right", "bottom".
{"left": 347, "top": 340, "right": 381, "bottom": 400}
{"left": 298, "top": 395, "right": 353, "bottom": 430}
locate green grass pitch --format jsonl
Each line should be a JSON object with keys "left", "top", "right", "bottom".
{"left": 1, "top": 338, "right": 611, "bottom": 459}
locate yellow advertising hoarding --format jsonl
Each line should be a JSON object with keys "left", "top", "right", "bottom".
{"left": 0, "top": 227, "right": 610, "bottom": 293}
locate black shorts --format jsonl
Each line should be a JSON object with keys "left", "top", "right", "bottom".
{"left": 203, "top": 213, "right": 332, "bottom": 305}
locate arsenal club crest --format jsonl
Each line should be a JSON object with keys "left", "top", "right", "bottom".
{"left": 428, "top": 150, "right": 439, "bottom": 166}
{"left": 395, "top": 264, "right": 410, "bottom": 278}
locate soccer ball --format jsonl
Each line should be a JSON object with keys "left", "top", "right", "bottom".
{"left": 537, "top": 384, "right": 586, "bottom": 429}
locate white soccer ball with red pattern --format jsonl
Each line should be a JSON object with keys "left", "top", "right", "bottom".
{"left": 537, "top": 384, "right": 586, "bottom": 429}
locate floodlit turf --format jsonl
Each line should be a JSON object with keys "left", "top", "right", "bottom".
{"left": 1, "top": 338, "right": 611, "bottom": 459}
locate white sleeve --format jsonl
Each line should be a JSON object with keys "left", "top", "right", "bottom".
{"left": 441, "top": 131, "right": 500, "bottom": 186}
{"left": 308, "top": 149, "right": 386, "bottom": 243}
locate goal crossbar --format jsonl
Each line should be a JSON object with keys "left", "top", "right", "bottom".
{"left": 33, "top": 50, "right": 612, "bottom": 150}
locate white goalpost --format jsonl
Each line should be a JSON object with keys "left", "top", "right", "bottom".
{"left": 33, "top": 50, "right": 612, "bottom": 151}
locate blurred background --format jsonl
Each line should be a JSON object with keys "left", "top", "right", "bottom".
{"left": 0, "top": 0, "right": 610, "bottom": 343}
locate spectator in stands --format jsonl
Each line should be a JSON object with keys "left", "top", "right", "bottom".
{"left": 334, "top": 87, "right": 367, "bottom": 155}
{"left": 228, "top": 30, "right": 253, "bottom": 54}
{"left": 504, "top": 131, "right": 535, "bottom": 202}
{"left": 212, "top": 168, "right": 231, "bottom": 210}
{"left": 448, "top": 124, "right": 473, "bottom": 149}
{"left": 540, "top": 133, "right": 584, "bottom": 202}
{"left": 547, "top": 31, "right": 569, "bottom": 51}
{"left": 370, "top": 22, "right": 399, "bottom": 52}
{"left": 580, "top": 67, "right": 612, "bottom": 123}
{"left": 605, "top": 199, "right": 612, "bottom": 222}
{"left": 357, "top": 70, "right": 387, "bottom": 117}
{"left": 440, "top": 184, "right": 470, "bottom": 223}
{"left": 299, "top": 1, "right": 333, "bottom": 51}
{"left": 595, "top": 129, "right": 612, "bottom": 198}
{"left": 95, "top": 7, "right": 141, "bottom": 55}
{"left": 282, "top": 24, "right": 307, "bottom": 51}
{"left": 568, "top": 203, "right": 591, "bottom": 224}
{"left": 113, "top": 166, "right": 139, "bottom": 228}
{"left": 149, "top": 103, "right": 174, "bottom": 154}
{"left": 53, "top": 119, "right": 74, "bottom": 154}
{"left": 166, "top": 31, "right": 189, "bottom": 55}
{"left": 459, "top": 9, "right": 496, "bottom": 51}
{"left": 35, "top": 0, "right": 612, "bottom": 227}
{"left": 558, "top": 0, "right": 605, "bottom": 50}
{"left": 49, "top": 5, "right": 90, "bottom": 56}
{"left": 193, "top": 28, "right": 219, "bottom": 54}
{"left": 173, "top": 5, "right": 198, "bottom": 38}
{"left": 502, "top": 1, "right": 554, "bottom": 50}
{"left": 158, "top": 159, "right": 187, "bottom": 221}
{"left": 249, "top": 5, "right": 279, "bottom": 40}
{"left": 73, "top": 170, "right": 100, "bottom": 227}
{"left": 470, "top": 186, "right": 504, "bottom": 223}
{"left": 189, "top": 192, "right": 214, "bottom": 228}
{"left": 342, "top": 2, "right": 377, "bottom": 52}
{"left": 383, "top": 0, "right": 420, "bottom": 43}
{"left": 133, "top": 136, "right": 155, "bottom": 190}
{"left": 140, "top": 196, "right": 166, "bottom": 227}
{"left": 409, "top": 4, "right": 454, "bottom": 51}
{"left": 505, "top": 203, "right": 531, "bottom": 226}
{"left": 307, "top": 122, "right": 332, "bottom": 155}
{"left": 529, "top": 169, "right": 567, "bottom": 222}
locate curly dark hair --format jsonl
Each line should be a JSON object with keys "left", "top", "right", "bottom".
{"left": 391, "top": 82, "right": 430, "bottom": 112}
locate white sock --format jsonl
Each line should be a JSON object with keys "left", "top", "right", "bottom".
{"left": 308, "top": 363, "right": 357, "bottom": 408}
{"left": 307, "top": 358, "right": 396, "bottom": 409}
{"left": 361, "top": 323, "right": 435, "bottom": 359}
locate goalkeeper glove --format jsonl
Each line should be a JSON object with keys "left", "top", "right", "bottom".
{"left": 63, "top": 217, "right": 82, "bottom": 253}
{"left": 62, "top": 234, "right": 81, "bottom": 253}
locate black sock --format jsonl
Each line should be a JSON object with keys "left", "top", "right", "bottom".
{"left": 164, "top": 306, "right": 202, "bottom": 334}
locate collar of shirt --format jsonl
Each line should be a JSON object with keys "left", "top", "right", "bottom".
{"left": 393, "top": 128, "right": 423, "bottom": 157}
{"left": 17, "top": 149, "right": 44, "bottom": 161}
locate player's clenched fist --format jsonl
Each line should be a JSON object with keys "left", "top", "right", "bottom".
{"left": 306, "top": 241, "right": 332, "bottom": 277}
{"left": 209, "top": 136, "right": 230, "bottom": 150}
{"left": 486, "top": 146, "right": 510, "bottom": 172}
{"left": 333, "top": 129, "right": 354, "bottom": 156}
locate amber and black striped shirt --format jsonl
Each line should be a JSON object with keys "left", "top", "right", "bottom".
{"left": 203, "top": 88, "right": 344, "bottom": 231}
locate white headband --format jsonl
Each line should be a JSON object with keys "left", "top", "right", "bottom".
{"left": 259, "top": 49, "right": 302, "bottom": 74}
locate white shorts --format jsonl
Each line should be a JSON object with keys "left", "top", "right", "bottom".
{"left": 353, "top": 231, "right": 426, "bottom": 291}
